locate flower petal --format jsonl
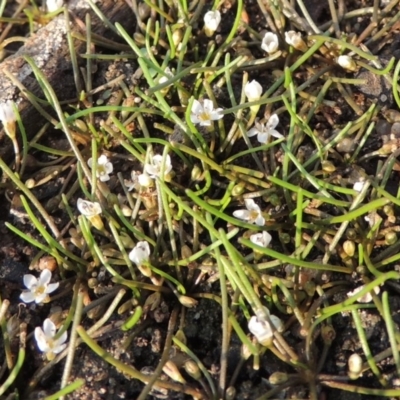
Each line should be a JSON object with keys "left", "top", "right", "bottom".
{"left": 244, "top": 199, "right": 260, "bottom": 212}
{"left": 232, "top": 210, "right": 251, "bottom": 221}
{"left": 43, "top": 318, "right": 56, "bottom": 338}
{"left": 202, "top": 99, "right": 214, "bottom": 113}
{"left": 255, "top": 214, "right": 265, "bottom": 226}
{"left": 35, "top": 327, "right": 49, "bottom": 352}
{"left": 20, "top": 291, "right": 36, "bottom": 303}
{"left": 53, "top": 343, "right": 67, "bottom": 354}
{"left": 191, "top": 100, "right": 203, "bottom": 115}
{"left": 269, "top": 129, "right": 283, "bottom": 139}
{"left": 199, "top": 119, "right": 212, "bottom": 127}
{"left": 23, "top": 274, "right": 37, "bottom": 289}
{"left": 105, "top": 162, "right": 113, "bottom": 174}
{"left": 46, "top": 282, "right": 59, "bottom": 294}
{"left": 257, "top": 131, "right": 270, "bottom": 144}
{"left": 210, "top": 109, "right": 223, "bottom": 121}
{"left": 267, "top": 114, "right": 279, "bottom": 129}
{"left": 99, "top": 174, "right": 110, "bottom": 182}
{"left": 38, "top": 269, "right": 52, "bottom": 286}
{"left": 247, "top": 127, "right": 260, "bottom": 137}
{"left": 98, "top": 155, "right": 108, "bottom": 165}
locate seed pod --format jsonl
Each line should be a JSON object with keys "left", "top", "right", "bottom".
{"left": 269, "top": 371, "right": 289, "bottom": 385}
{"left": 343, "top": 240, "right": 355, "bottom": 257}
{"left": 178, "top": 295, "right": 198, "bottom": 308}
{"left": 385, "top": 231, "right": 397, "bottom": 245}
{"left": 322, "top": 160, "right": 336, "bottom": 173}
{"left": 336, "top": 137, "right": 355, "bottom": 153}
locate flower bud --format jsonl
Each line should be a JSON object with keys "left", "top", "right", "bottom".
{"left": 163, "top": 360, "right": 186, "bottom": 384}
{"left": 204, "top": 10, "right": 221, "bottom": 37}
{"left": 244, "top": 80, "right": 263, "bottom": 102}
{"left": 348, "top": 353, "right": 363, "bottom": 379}
{"left": 337, "top": 55, "right": 357, "bottom": 71}
{"left": 184, "top": 360, "right": 201, "bottom": 380}
{"left": 321, "top": 324, "right": 336, "bottom": 345}
{"left": 284, "top": 31, "right": 307, "bottom": 51}
{"left": 88, "top": 215, "right": 104, "bottom": 231}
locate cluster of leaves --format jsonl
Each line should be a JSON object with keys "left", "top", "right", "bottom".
{"left": 1, "top": 0, "right": 400, "bottom": 399}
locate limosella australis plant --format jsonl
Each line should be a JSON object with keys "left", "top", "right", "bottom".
{"left": 1, "top": 0, "right": 400, "bottom": 398}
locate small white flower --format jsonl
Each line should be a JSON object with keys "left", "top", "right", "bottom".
{"left": 284, "top": 31, "right": 307, "bottom": 51}
{"left": 0, "top": 100, "right": 17, "bottom": 139}
{"left": 250, "top": 231, "right": 272, "bottom": 247}
{"left": 77, "top": 198, "right": 102, "bottom": 217}
{"left": 248, "top": 308, "right": 283, "bottom": 346}
{"left": 35, "top": 318, "right": 67, "bottom": 360}
{"left": 87, "top": 155, "right": 113, "bottom": 182}
{"left": 20, "top": 269, "right": 59, "bottom": 304}
{"left": 144, "top": 154, "right": 172, "bottom": 178}
{"left": 353, "top": 180, "right": 366, "bottom": 192}
{"left": 0, "top": 101, "right": 16, "bottom": 125}
{"left": 159, "top": 67, "right": 174, "bottom": 85}
{"left": 261, "top": 32, "right": 279, "bottom": 54}
{"left": 124, "top": 171, "right": 142, "bottom": 192}
{"left": 138, "top": 172, "right": 153, "bottom": 187}
{"left": 46, "top": 0, "right": 63, "bottom": 12}
{"left": 244, "top": 80, "right": 263, "bottom": 102}
{"left": 337, "top": 55, "right": 357, "bottom": 71}
{"left": 204, "top": 10, "right": 221, "bottom": 36}
{"left": 347, "top": 284, "right": 380, "bottom": 303}
{"left": 233, "top": 198, "right": 265, "bottom": 226}
{"left": 348, "top": 353, "right": 363, "bottom": 376}
{"left": 247, "top": 114, "right": 283, "bottom": 144}
{"left": 129, "top": 241, "right": 151, "bottom": 266}
{"left": 190, "top": 99, "right": 223, "bottom": 126}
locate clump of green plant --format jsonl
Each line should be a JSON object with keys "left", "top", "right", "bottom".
{"left": 1, "top": 0, "right": 400, "bottom": 398}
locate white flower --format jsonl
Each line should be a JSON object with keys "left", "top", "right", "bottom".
{"left": 124, "top": 171, "right": 142, "bottom": 192}
{"left": 129, "top": 241, "right": 150, "bottom": 266}
{"left": 261, "top": 32, "right": 279, "bottom": 54}
{"left": 0, "top": 100, "right": 17, "bottom": 139}
{"left": 347, "top": 284, "right": 380, "bottom": 303}
{"left": 247, "top": 114, "right": 283, "bottom": 144}
{"left": 353, "top": 180, "right": 366, "bottom": 192}
{"left": 144, "top": 154, "right": 172, "bottom": 178}
{"left": 250, "top": 231, "right": 272, "bottom": 247}
{"left": 248, "top": 307, "right": 283, "bottom": 346}
{"left": 87, "top": 155, "right": 113, "bottom": 182}
{"left": 159, "top": 67, "right": 174, "bottom": 85}
{"left": 337, "top": 55, "right": 357, "bottom": 71}
{"left": 244, "top": 80, "right": 263, "bottom": 102}
{"left": 138, "top": 172, "right": 153, "bottom": 187}
{"left": 46, "top": 0, "right": 63, "bottom": 12}
{"left": 204, "top": 10, "right": 221, "bottom": 36}
{"left": 233, "top": 198, "right": 265, "bottom": 226}
{"left": 0, "top": 101, "right": 16, "bottom": 125}
{"left": 77, "top": 198, "right": 102, "bottom": 217}
{"left": 348, "top": 353, "right": 363, "bottom": 376}
{"left": 20, "top": 269, "right": 59, "bottom": 304}
{"left": 35, "top": 318, "right": 67, "bottom": 360}
{"left": 284, "top": 31, "right": 307, "bottom": 51}
{"left": 190, "top": 99, "right": 223, "bottom": 126}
